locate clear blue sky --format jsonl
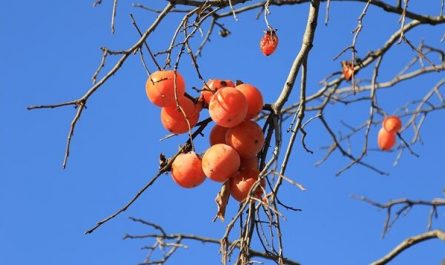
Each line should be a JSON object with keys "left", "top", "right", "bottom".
{"left": 1, "top": 1, "right": 444, "bottom": 265}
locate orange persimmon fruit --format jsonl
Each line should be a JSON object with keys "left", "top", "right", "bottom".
{"left": 209, "top": 86, "right": 248, "bottom": 128}
{"left": 209, "top": 124, "right": 228, "bottom": 146}
{"left": 383, "top": 115, "right": 402, "bottom": 134}
{"left": 225, "top": 120, "right": 265, "bottom": 158}
{"left": 160, "top": 96, "right": 200, "bottom": 134}
{"left": 229, "top": 168, "right": 265, "bottom": 202}
{"left": 171, "top": 152, "right": 206, "bottom": 188}
{"left": 378, "top": 128, "right": 396, "bottom": 151}
{"left": 237, "top": 83, "right": 264, "bottom": 120}
{"left": 145, "top": 70, "right": 186, "bottom": 107}
{"left": 202, "top": 144, "right": 241, "bottom": 183}
{"left": 200, "top": 79, "right": 235, "bottom": 104}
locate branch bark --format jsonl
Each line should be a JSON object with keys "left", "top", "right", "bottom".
{"left": 272, "top": 0, "right": 320, "bottom": 114}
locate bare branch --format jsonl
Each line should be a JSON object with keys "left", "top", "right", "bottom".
{"left": 371, "top": 230, "right": 445, "bottom": 265}
{"left": 272, "top": 0, "right": 319, "bottom": 113}
{"left": 111, "top": 0, "right": 118, "bottom": 33}
{"left": 130, "top": 14, "right": 161, "bottom": 71}
{"left": 124, "top": 225, "right": 301, "bottom": 265}
{"left": 27, "top": 2, "right": 174, "bottom": 168}
{"left": 354, "top": 195, "right": 445, "bottom": 236}
{"left": 85, "top": 118, "right": 212, "bottom": 234}
{"left": 319, "top": 115, "right": 388, "bottom": 176}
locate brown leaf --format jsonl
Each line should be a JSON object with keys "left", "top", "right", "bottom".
{"left": 213, "top": 182, "right": 230, "bottom": 222}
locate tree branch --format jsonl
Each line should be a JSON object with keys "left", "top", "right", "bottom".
{"left": 27, "top": 2, "right": 174, "bottom": 168}
{"left": 124, "top": 218, "right": 301, "bottom": 265}
{"left": 371, "top": 230, "right": 445, "bottom": 265}
{"left": 355, "top": 196, "right": 445, "bottom": 236}
{"left": 84, "top": 118, "right": 212, "bottom": 234}
{"left": 272, "top": 0, "right": 320, "bottom": 113}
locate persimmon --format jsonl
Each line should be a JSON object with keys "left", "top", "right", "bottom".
{"left": 209, "top": 86, "right": 248, "bottom": 128}
{"left": 200, "top": 79, "right": 235, "bottom": 104}
{"left": 341, "top": 61, "right": 354, "bottom": 81}
{"left": 209, "top": 124, "right": 228, "bottom": 146}
{"left": 229, "top": 168, "right": 265, "bottom": 202}
{"left": 145, "top": 70, "right": 186, "bottom": 107}
{"left": 202, "top": 144, "right": 241, "bottom": 183}
{"left": 237, "top": 83, "right": 264, "bottom": 120}
{"left": 378, "top": 128, "right": 396, "bottom": 151}
{"left": 225, "top": 120, "right": 264, "bottom": 158}
{"left": 260, "top": 29, "right": 278, "bottom": 56}
{"left": 171, "top": 152, "right": 206, "bottom": 188}
{"left": 383, "top": 115, "right": 402, "bottom": 134}
{"left": 160, "top": 96, "right": 200, "bottom": 134}
{"left": 240, "top": 156, "right": 259, "bottom": 170}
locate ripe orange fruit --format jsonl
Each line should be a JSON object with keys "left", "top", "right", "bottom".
{"left": 383, "top": 115, "right": 402, "bottom": 134}
{"left": 202, "top": 144, "right": 241, "bottom": 183}
{"left": 229, "top": 168, "right": 265, "bottom": 202}
{"left": 209, "top": 124, "right": 228, "bottom": 146}
{"left": 225, "top": 120, "right": 264, "bottom": 158}
{"left": 171, "top": 152, "right": 206, "bottom": 188}
{"left": 145, "top": 70, "right": 186, "bottom": 107}
{"left": 160, "top": 96, "right": 200, "bottom": 134}
{"left": 240, "top": 156, "right": 259, "bottom": 170}
{"left": 236, "top": 83, "right": 264, "bottom": 120}
{"left": 260, "top": 29, "right": 278, "bottom": 56}
{"left": 209, "top": 87, "right": 248, "bottom": 128}
{"left": 200, "top": 79, "right": 235, "bottom": 104}
{"left": 378, "top": 128, "right": 396, "bottom": 151}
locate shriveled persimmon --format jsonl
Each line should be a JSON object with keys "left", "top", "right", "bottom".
{"left": 237, "top": 83, "right": 264, "bottom": 120}
{"left": 209, "top": 124, "right": 228, "bottom": 146}
{"left": 260, "top": 29, "right": 279, "bottom": 56}
{"left": 146, "top": 70, "right": 186, "bottom": 107}
{"left": 229, "top": 168, "right": 265, "bottom": 202}
{"left": 341, "top": 61, "right": 354, "bottom": 81}
{"left": 171, "top": 152, "right": 206, "bottom": 188}
{"left": 378, "top": 128, "right": 396, "bottom": 151}
{"left": 225, "top": 120, "right": 264, "bottom": 158}
{"left": 209, "top": 86, "right": 248, "bottom": 128}
{"left": 200, "top": 79, "right": 235, "bottom": 105}
{"left": 383, "top": 115, "right": 402, "bottom": 134}
{"left": 161, "top": 96, "right": 200, "bottom": 134}
{"left": 202, "top": 144, "right": 240, "bottom": 183}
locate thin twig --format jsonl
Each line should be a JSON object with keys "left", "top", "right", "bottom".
{"left": 111, "top": 0, "right": 118, "bottom": 33}
{"left": 28, "top": 2, "right": 174, "bottom": 168}
{"left": 130, "top": 14, "right": 161, "bottom": 71}
{"left": 354, "top": 195, "right": 445, "bottom": 236}
{"left": 85, "top": 117, "right": 212, "bottom": 234}
{"left": 124, "top": 224, "right": 301, "bottom": 265}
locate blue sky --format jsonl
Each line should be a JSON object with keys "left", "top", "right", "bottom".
{"left": 1, "top": 1, "right": 444, "bottom": 265}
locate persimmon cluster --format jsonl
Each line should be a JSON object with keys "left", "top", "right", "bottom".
{"left": 145, "top": 71, "right": 265, "bottom": 202}
{"left": 377, "top": 115, "right": 402, "bottom": 151}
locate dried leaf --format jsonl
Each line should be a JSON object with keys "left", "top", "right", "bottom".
{"left": 213, "top": 182, "right": 230, "bottom": 222}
